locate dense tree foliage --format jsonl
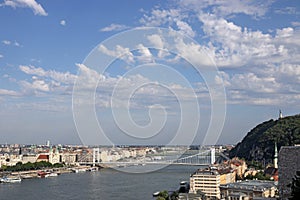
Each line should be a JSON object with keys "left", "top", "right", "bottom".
{"left": 1, "top": 161, "right": 64, "bottom": 172}
{"left": 244, "top": 171, "right": 271, "bottom": 180}
{"left": 156, "top": 190, "right": 170, "bottom": 200}
{"left": 229, "top": 114, "right": 300, "bottom": 163}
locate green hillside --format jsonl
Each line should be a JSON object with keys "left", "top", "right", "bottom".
{"left": 229, "top": 114, "right": 300, "bottom": 163}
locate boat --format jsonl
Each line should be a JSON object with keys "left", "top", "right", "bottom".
{"left": 88, "top": 167, "right": 98, "bottom": 172}
{"left": 47, "top": 172, "right": 58, "bottom": 177}
{"left": 153, "top": 191, "right": 160, "bottom": 197}
{"left": 0, "top": 177, "right": 22, "bottom": 183}
{"left": 72, "top": 168, "right": 86, "bottom": 173}
{"left": 37, "top": 171, "right": 48, "bottom": 178}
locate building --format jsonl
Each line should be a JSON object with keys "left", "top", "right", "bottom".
{"left": 22, "top": 154, "right": 38, "bottom": 163}
{"left": 263, "top": 142, "right": 279, "bottom": 181}
{"left": 36, "top": 154, "right": 49, "bottom": 162}
{"left": 278, "top": 145, "right": 300, "bottom": 199}
{"left": 48, "top": 147, "right": 60, "bottom": 164}
{"left": 61, "top": 152, "right": 77, "bottom": 165}
{"left": 190, "top": 167, "right": 236, "bottom": 199}
{"left": 264, "top": 167, "right": 278, "bottom": 181}
{"left": 228, "top": 158, "right": 247, "bottom": 178}
{"left": 220, "top": 180, "right": 277, "bottom": 200}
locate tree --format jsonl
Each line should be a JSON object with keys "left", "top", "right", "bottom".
{"left": 156, "top": 190, "right": 169, "bottom": 200}
{"left": 170, "top": 191, "right": 179, "bottom": 200}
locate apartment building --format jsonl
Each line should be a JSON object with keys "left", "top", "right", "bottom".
{"left": 190, "top": 167, "right": 236, "bottom": 199}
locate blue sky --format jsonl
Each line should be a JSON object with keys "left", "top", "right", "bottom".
{"left": 0, "top": 0, "right": 299, "bottom": 145}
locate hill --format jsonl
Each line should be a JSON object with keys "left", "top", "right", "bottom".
{"left": 229, "top": 114, "right": 300, "bottom": 163}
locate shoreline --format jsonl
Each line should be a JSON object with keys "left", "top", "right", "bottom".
{"left": 0, "top": 165, "right": 100, "bottom": 180}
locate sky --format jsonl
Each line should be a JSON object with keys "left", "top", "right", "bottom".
{"left": 0, "top": 0, "right": 299, "bottom": 145}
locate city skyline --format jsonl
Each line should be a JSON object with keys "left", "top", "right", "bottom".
{"left": 0, "top": 0, "right": 299, "bottom": 145}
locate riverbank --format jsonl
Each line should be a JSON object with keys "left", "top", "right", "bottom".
{"left": 0, "top": 166, "right": 100, "bottom": 180}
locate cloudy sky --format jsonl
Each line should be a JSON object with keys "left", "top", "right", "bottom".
{"left": 0, "top": 0, "right": 299, "bottom": 145}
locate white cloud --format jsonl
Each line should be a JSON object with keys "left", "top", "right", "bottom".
{"left": 75, "top": 63, "right": 105, "bottom": 90}
{"left": 147, "top": 34, "right": 164, "bottom": 49}
{"left": 138, "top": 3, "right": 299, "bottom": 108}
{"left": 0, "top": 54, "right": 3, "bottom": 58}
{"left": 60, "top": 20, "right": 66, "bottom": 26}
{"left": 140, "top": 9, "right": 182, "bottom": 27}
{"left": 98, "top": 44, "right": 134, "bottom": 63}
{"left": 274, "top": 6, "right": 299, "bottom": 15}
{"left": 74, "top": 63, "right": 200, "bottom": 109}
{"left": 100, "top": 23, "right": 129, "bottom": 32}
{"left": 19, "top": 65, "right": 77, "bottom": 84}
{"left": 197, "top": 13, "right": 300, "bottom": 67}
{"left": 2, "top": 40, "right": 11, "bottom": 45}
{"left": 147, "top": 34, "right": 171, "bottom": 59}
{"left": 215, "top": 62, "right": 300, "bottom": 107}
{"left": 178, "top": 0, "right": 272, "bottom": 18}
{"left": 0, "top": 89, "right": 19, "bottom": 96}
{"left": 20, "top": 79, "right": 49, "bottom": 93}
{"left": 136, "top": 44, "right": 153, "bottom": 63}
{"left": 173, "top": 37, "right": 215, "bottom": 67}
{"left": 176, "top": 20, "right": 196, "bottom": 38}
{"left": 2, "top": 0, "right": 48, "bottom": 16}
{"left": 2, "top": 40, "right": 21, "bottom": 47}
{"left": 14, "top": 41, "right": 20, "bottom": 46}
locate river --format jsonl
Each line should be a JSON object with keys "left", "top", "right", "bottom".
{"left": 0, "top": 165, "right": 203, "bottom": 200}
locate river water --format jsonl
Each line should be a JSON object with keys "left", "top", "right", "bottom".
{"left": 0, "top": 165, "right": 202, "bottom": 200}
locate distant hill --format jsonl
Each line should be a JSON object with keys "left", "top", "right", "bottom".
{"left": 229, "top": 114, "right": 300, "bottom": 163}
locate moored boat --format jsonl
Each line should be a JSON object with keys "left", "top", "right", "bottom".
{"left": 72, "top": 168, "right": 87, "bottom": 173}
{"left": 47, "top": 172, "right": 58, "bottom": 177}
{"left": 37, "top": 171, "right": 48, "bottom": 178}
{"left": 0, "top": 177, "right": 22, "bottom": 183}
{"left": 88, "top": 167, "right": 98, "bottom": 172}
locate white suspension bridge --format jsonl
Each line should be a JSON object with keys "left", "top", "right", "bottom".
{"left": 77, "top": 147, "right": 230, "bottom": 167}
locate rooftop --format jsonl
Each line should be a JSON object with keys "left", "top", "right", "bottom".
{"left": 220, "top": 180, "right": 276, "bottom": 191}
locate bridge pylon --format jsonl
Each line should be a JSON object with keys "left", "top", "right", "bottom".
{"left": 92, "top": 148, "right": 100, "bottom": 166}
{"left": 210, "top": 147, "right": 215, "bottom": 164}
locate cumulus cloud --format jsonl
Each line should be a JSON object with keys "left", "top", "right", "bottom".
{"left": 98, "top": 44, "right": 134, "bottom": 63}
{"left": 136, "top": 44, "right": 153, "bottom": 63}
{"left": 20, "top": 79, "right": 49, "bottom": 93}
{"left": 216, "top": 62, "right": 300, "bottom": 106}
{"left": 100, "top": 23, "right": 129, "bottom": 32}
{"left": 19, "top": 65, "right": 77, "bottom": 84}
{"left": 2, "top": 0, "right": 47, "bottom": 16}
{"left": 176, "top": 20, "right": 196, "bottom": 38}
{"left": 147, "top": 34, "right": 164, "bottom": 49}
{"left": 60, "top": 20, "right": 66, "bottom": 26}
{"left": 197, "top": 13, "right": 300, "bottom": 67}
{"left": 74, "top": 63, "right": 200, "bottom": 109}
{"left": 137, "top": 2, "right": 300, "bottom": 108}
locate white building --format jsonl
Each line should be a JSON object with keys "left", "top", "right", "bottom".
{"left": 190, "top": 167, "right": 236, "bottom": 199}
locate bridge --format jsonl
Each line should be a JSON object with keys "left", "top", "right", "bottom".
{"left": 77, "top": 147, "right": 230, "bottom": 167}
